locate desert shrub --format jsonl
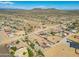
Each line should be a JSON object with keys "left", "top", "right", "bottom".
{"left": 10, "top": 51, "right": 15, "bottom": 56}
{"left": 16, "top": 40, "right": 20, "bottom": 44}
{"left": 10, "top": 46, "right": 17, "bottom": 51}
{"left": 23, "top": 52, "right": 27, "bottom": 55}
{"left": 37, "top": 49, "right": 44, "bottom": 56}
{"left": 27, "top": 48, "right": 34, "bottom": 57}
{"left": 30, "top": 43, "right": 35, "bottom": 49}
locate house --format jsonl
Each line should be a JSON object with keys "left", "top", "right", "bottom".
{"left": 67, "top": 33, "right": 79, "bottom": 44}
{"left": 0, "top": 45, "right": 11, "bottom": 57}
{"left": 14, "top": 47, "right": 28, "bottom": 57}
{"left": 67, "top": 33, "right": 79, "bottom": 51}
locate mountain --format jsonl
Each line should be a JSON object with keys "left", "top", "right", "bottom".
{"left": 0, "top": 8, "right": 25, "bottom": 10}
{"left": 32, "top": 8, "right": 58, "bottom": 10}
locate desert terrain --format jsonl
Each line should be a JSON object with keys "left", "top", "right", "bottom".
{"left": 0, "top": 9, "right": 79, "bottom": 57}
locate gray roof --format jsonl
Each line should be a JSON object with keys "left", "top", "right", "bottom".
{"left": 0, "top": 45, "right": 11, "bottom": 57}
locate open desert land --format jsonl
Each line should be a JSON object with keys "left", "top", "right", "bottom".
{"left": 0, "top": 8, "right": 79, "bottom": 57}
{"left": 43, "top": 39, "right": 79, "bottom": 57}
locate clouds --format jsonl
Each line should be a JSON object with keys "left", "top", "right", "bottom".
{"left": 0, "top": 1, "right": 14, "bottom": 5}
{"left": 34, "top": 6, "right": 47, "bottom": 8}
{"left": 0, "top": 1, "right": 49, "bottom": 10}
{"left": 0, "top": 1, "right": 15, "bottom": 9}
{"left": 0, "top": 1, "right": 79, "bottom": 10}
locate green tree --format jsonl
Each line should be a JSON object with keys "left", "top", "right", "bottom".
{"left": 10, "top": 51, "right": 15, "bottom": 56}
{"left": 27, "top": 48, "right": 34, "bottom": 57}
{"left": 37, "top": 49, "right": 44, "bottom": 56}
{"left": 11, "top": 46, "right": 17, "bottom": 51}
{"left": 30, "top": 43, "right": 35, "bottom": 49}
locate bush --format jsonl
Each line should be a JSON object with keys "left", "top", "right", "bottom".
{"left": 27, "top": 48, "right": 34, "bottom": 57}
{"left": 10, "top": 51, "right": 15, "bottom": 56}
{"left": 23, "top": 52, "right": 27, "bottom": 55}
{"left": 30, "top": 43, "right": 35, "bottom": 49}
{"left": 11, "top": 46, "right": 17, "bottom": 51}
{"left": 50, "top": 32, "right": 56, "bottom": 35}
{"left": 37, "top": 50, "right": 44, "bottom": 56}
{"left": 16, "top": 40, "right": 20, "bottom": 44}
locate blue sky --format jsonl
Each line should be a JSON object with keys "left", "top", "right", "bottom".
{"left": 0, "top": 1, "right": 79, "bottom": 10}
